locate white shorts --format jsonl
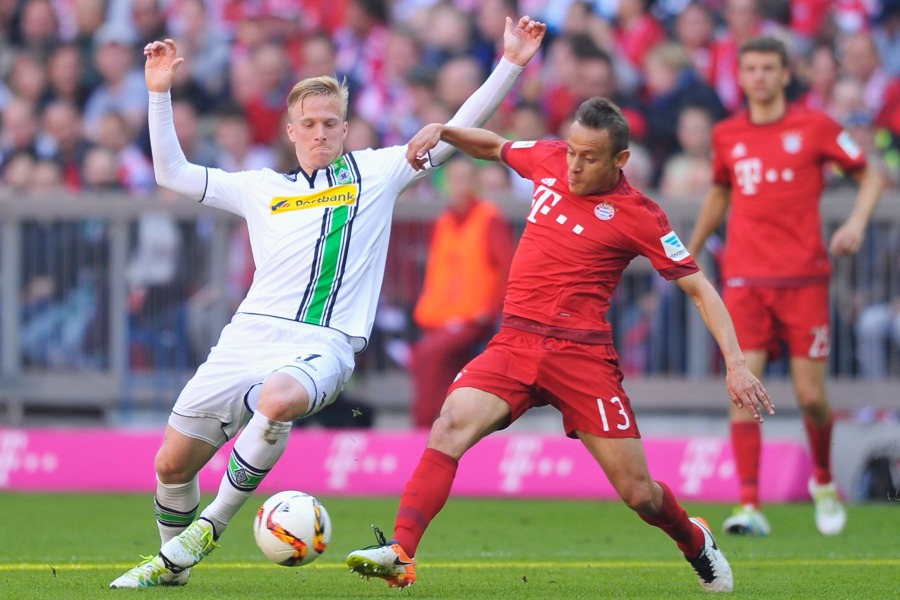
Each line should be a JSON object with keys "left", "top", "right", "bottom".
{"left": 169, "top": 313, "right": 355, "bottom": 446}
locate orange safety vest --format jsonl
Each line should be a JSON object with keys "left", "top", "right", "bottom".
{"left": 413, "top": 200, "right": 504, "bottom": 328}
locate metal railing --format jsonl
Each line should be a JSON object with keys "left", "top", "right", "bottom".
{"left": 1, "top": 187, "right": 898, "bottom": 423}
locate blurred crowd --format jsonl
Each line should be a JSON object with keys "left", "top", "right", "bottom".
{"left": 1, "top": 0, "right": 899, "bottom": 379}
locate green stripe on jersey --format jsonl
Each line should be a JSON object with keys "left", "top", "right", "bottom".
{"left": 302, "top": 205, "right": 351, "bottom": 325}
{"left": 298, "top": 155, "right": 358, "bottom": 326}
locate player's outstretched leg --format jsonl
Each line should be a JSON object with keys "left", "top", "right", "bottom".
{"left": 159, "top": 517, "right": 220, "bottom": 570}
{"left": 109, "top": 556, "right": 191, "bottom": 588}
{"left": 722, "top": 503, "right": 771, "bottom": 536}
{"left": 686, "top": 518, "right": 734, "bottom": 593}
{"left": 346, "top": 526, "right": 416, "bottom": 589}
{"left": 808, "top": 477, "right": 846, "bottom": 535}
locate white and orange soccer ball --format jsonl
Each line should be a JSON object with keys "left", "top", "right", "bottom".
{"left": 253, "top": 491, "right": 332, "bottom": 566}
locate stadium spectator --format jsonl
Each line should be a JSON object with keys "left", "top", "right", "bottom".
{"left": 7, "top": 51, "right": 50, "bottom": 109}
{"left": 708, "top": 0, "right": 783, "bottom": 111}
{"left": 354, "top": 25, "right": 422, "bottom": 145}
{"left": 797, "top": 43, "right": 840, "bottom": 113}
{"left": 20, "top": 152, "right": 108, "bottom": 369}
{"left": 171, "top": 99, "right": 219, "bottom": 168}
{"left": 346, "top": 96, "right": 772, "bottom": 594}
{"left": 409, "top": 155, "right": 513, "bottom": 428}
{"left": 46, "top": 42, "right": 92, "bottom": 109}
{"left": 334, "top": 0, "right": 390, "bottom": 107}
{"left": 839, "top": 32, "right": 895, "bottom": 118}
{"left": 40, "top": 99, "right": 91, "bottom": 190}
{"left": 640, "top": 41, "right": 726, "bottom": 183}
{"left": 92, "top": 110, "right": 155, "bottom": 194}
{"left": 0, "top": 97, "right": 54, "bottom": 169}
{"left": 130, "top": 0, "right": 168, "bottom": 51}
{"left": 212, "top": 104, "right": 277, "bottom": 171}
{"left": 13, "top": 0, "right": 60, "bottom": 57}
{"left": 435, "top": 55, "right": 487, "bottom": 115}
{"left": 613, "top": 0, "right": 666, "bottom": 72}
{"left": 239, "top": 43, "right": 293, "bottom": 146}
{"left": 166, "top": 0, "right": 230, "bottom": 102}
{"left": 874, "top": 0, "right": 900, "bottom": 76}
{"left": 855, "top": 231, "right": 900, "bottom": 379}
{"left": 83, "top": 22, "right": 148, "bottom": 134}
{"left": 108, "top": 16, "right": 545, "bottom": 589}
{"left": 659, "top": 105, "right": 715, "bottom": 200}
{"left": 674, "top": 1, "right": 717, "bottom": 84}
{"left": 687, "top": 36, "right": 885, "bottom": 538}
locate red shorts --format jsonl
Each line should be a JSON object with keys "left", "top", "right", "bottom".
{"left": 723, "top": 284, "right": 830, "bottom": 360}
{"left": 446, "top": 327, "right": 640, "bottom": 439}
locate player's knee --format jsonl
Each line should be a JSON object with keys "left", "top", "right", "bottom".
{"left": 795, "top": 387, "right": 825, "bottom": 411}
{"left": 257, "top": 376, "right": 309, "bottom": 421}
{"left": 619, "top": 481, "right": 657, "bottom": 513}
{"left": 155, "top": 452, "right": 194, "bottom": 484}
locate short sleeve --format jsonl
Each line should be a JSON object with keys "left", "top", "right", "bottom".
{"left": 630, "top": 202, "right": 700, "bottom": 280}
{"left": 500, "top": 140, "right": 543, "bottom": 180}
{"left": 816, "top": 114, "right": 867, "bottom": 173}
{"left": 710, "top": 127, "right": 731, "bottom": 187}
{"left": 203, "top": 168, "right": 254, "bottom": 216}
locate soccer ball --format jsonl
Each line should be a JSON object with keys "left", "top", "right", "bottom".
{"left": 253, "top": 491, "right": 332, "bottom": 566}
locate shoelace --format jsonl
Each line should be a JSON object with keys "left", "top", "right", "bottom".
{"left": 363, "top": 524, "right": 389, "bottom": 549}
{"left": 181, "top": 522, "right": 216, "bottom": 554}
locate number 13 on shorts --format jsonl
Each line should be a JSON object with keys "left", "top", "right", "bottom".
{"left": 596, "top": 396, "right": 631, "bottom": 432}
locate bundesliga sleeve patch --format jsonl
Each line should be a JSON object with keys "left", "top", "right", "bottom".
{"left": 510, "top": 141, "right": 537, "bottom": 148}
{"left": 660, "top": 231, "right": 690, "bottom": 261}
{"left": 836, "top": 131, "right": 862, "bottom": 160}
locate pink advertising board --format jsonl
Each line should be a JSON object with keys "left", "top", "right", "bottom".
{"left": 0, "top": 428, "right": 811, "bottom": 501}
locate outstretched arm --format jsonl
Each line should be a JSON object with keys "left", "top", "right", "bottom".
{"left": 676, "top": 271, "right": 774, "bottom": 422}
{"left": 411, "top": 16, "right": 546, "bottom": 169}
{"left": 407, "top": 125, "right": 508, "bottom": 169}
{"left": 144, "top": 39, "right": 207, "bottom": 198}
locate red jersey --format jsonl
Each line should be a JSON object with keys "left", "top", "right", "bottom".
{"left": 500, "top": 140, "right": 698, "bottom": 335}
{"left": 711, "top": 105, "right": 867, "bottom": 285}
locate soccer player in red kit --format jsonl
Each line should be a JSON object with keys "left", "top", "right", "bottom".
{"left": 687, "top": 37, "right": 884, "bottom": 537}
{"left": 345, "top": 97, "right": 774, "bottom": 594}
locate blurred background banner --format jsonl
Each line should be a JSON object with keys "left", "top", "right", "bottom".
{"left": 0, "top": 427, "right": 812, "bottom": 502}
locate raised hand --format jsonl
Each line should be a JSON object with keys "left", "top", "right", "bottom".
{"left": 502, "top": 16, "right": 547, "bottom": 67}
{"left": 144, "top": 39, "right": 184, "bottom": 93}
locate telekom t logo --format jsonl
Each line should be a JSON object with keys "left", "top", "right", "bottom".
{"left": 734, "top": 157, "right": 762, "bottom": 195}
{"left": 527, "top": 185, "right": 562, "bottom": 222}
{"left": 323, "top": 433, "right": 366, "bottom": 489}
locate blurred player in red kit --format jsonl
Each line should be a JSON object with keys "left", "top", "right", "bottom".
{"left": 687, "top": 36, "right": 884, "bottom": 537}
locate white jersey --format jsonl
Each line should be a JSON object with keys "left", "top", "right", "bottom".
{"left": 148, "top": 57, "right": 524, "bottom": 354}
{"left": 203, "top": 147, "right": 418, "bottom": 351}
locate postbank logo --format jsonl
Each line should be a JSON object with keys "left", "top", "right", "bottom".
{"left": 270, "top": 183, "right": 358, "bottom": 214}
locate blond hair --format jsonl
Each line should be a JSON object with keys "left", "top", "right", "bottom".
{"left": 286, "top": 76, "right": 349, "bottom": 119}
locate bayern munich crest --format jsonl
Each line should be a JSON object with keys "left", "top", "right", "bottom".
{"left": 782, "top": 132, "right": 803, "bottom": 154}
{"left": 594, "top": 202, "right": 615, "bottom": 220}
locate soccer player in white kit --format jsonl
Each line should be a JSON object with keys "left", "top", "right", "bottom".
{"left": 109, "top": 16, "right": 546, "bottom": 588}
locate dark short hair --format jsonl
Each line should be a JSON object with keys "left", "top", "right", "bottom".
{"left": 573, "top": 97, "right": 630, "bottom": 155}
{"left": 739, "top": 36, "right": 789, "bottom": 67}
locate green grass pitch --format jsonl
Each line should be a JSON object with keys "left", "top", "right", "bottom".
{"left": 0, "top": 492, "right": 897, "bottom": 599}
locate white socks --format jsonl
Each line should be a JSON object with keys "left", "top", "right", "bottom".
{"left": 155, "top": 476, "right": 200, "bottom": 546}
{"left": 200, "top": 411, "right": 292, "bottom": 536}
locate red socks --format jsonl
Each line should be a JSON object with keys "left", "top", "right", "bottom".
{"left": 803, "top": 415, "right": 834, "bottom": 485}
{"left": 731, "top": 421, "right": 761, "bottom": 507}
{"left": 394, "top": 448, "right": 458, "bottom": 557}
{"left": 639, "top": 481, "right": 704, "bottom": 557}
